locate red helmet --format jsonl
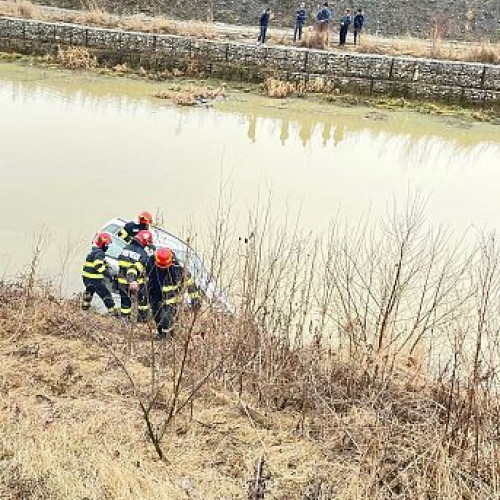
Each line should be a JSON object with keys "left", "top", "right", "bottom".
{"left": 135, "top": 230, "right": 153, "bottom": 247}
{"left": 95, "top": 232, "right": 112, "bottom": 248}
{"left": 138, "top": 211, "right": 153, "bottom": 226}
{"left": 154, "top": 248, "right": 174, "bottom": 269}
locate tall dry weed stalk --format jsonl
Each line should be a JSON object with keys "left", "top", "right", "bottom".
{"left": 192, "top": 193, "right": 500, "bottom": 477}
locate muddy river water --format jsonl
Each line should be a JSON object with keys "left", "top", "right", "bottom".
{"left": 0, "top": 61, "right": 499, "bottom": 294}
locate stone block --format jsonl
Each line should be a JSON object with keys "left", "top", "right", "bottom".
{"left": 120, "top": 31, "right": 154, "bottom": 51}
{"left": 325, "top": 53, "right": 348, "bottom": 76}
{"left": 391, "top": 58, "right": 418, "bottom": 82}
{"left": 483, "top": 65, "right": 500, "bottom": 91}
{"left": 347, "top": 54, "right": 392, "bottom": 79}
{"left": 86, "top": 27, "right": 110, "bottom": 48}
{"left": 306, "top": 50, "right": 329, "bottom": 73}
{"left": 156, "top": 35, "right": 176, "bottom": 53}
{"left": 0, "top": 17, "right": 10, "bottom": 37}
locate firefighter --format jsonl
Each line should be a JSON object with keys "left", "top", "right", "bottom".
{"left": 117, "top": 229, "right": 154, "bottom": 321}
{"left": 118, "top": 211, "right": 153, "bottom": 243}
{"left": 82, "top": 232, "right": 117, "bottom": 314}
{"left": 147, "top": 248, "right": 202, "bottom": 340}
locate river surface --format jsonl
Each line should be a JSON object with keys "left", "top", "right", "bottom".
{"left": 0, "top": 61, "right": 499, "bottom": 294}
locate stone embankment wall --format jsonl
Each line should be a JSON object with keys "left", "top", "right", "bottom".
{"left": 0, "top": 17, "right": 499, "bottom": 108}
{"left": 34, "top": 0, "right": 500, "bottom": 41}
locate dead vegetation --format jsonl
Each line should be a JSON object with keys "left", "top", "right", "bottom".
{"left": 3, "top": 198, "right": 500, "bottom": 498}
{"left": 155, "top": 84, "right": 226, "bottom": 106}
{"left": 262, "top": 77, "right": 338, "bottom": 98}
{"left": 0, "top": 0, "right": 38, "bottom": 18}
{"left": 355, "top": 35, "right": 500, "bottom": 65}
{"left": 56, "top": 46, "right": 97, "bottom": 69}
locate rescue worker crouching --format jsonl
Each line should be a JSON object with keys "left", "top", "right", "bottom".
{"left": 82, "top": 232, "right": 118, "bottom": 315}
{"left": 117, "top": 229, "right": 154, "bottom": 321}
{"left": 148, "top": 248, "right": 202, "bottom": 340}
{"left": 118, "top": 211, "right": 153, "bottom": 243}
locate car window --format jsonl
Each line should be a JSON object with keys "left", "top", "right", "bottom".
{"left": 102, "top": 223, "right": 122, "bottom": 236}
{"left": 106, "top": 235, "right": 126, "bottom": 259}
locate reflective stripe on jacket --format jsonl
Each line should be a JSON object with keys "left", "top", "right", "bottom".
{"left": 117, "top": 241, "right": 150, "bottom": 285}
{"left": 82, "top": 247, "right": 108, "bottom": 280}
{"left": 118, "top": 221, "right": 148, "bottom": 243}
{"left": 147, "top": 257, "right": 201, "bottom": 306}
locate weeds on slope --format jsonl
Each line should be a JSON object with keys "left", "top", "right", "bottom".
{"left": 3, "top": 196, "right": 500, "bottom": 497}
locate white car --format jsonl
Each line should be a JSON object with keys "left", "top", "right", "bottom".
{"left": 98, "top": 218, "right": 233, "bottom": 313}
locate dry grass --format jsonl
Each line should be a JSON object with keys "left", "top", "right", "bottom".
{"left": 355, "top": 35, "right": 500, "bottom": 65}
{"left": 262, "top": 78, "right": 296, "bottom": 98}
{"left": 155, "top": 84, "right": 226, "bottom": 106}
{"left": 263, "top": 77, "right": 339, "bottom": 98}
{"left": 56, "top": 46, "right": 97, "bottom": 69}
{"left": 0, "top": 0, "right": 38, "bottom": 18}
{"left": 0, "top": 279, "right": 487, "bottom": 499}
{"left": 75, "top": 0, "right": 115, "bottom": 28}
{"left": 3, "top": 200, "right": 500, "bottom": 500}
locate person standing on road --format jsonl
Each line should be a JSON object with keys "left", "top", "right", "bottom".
{"left": 339, "top": 8, "right": 352, "bottom": 46}
{"left": 294, "top": 3, "right": 307, "bottom": 42}
{"left": 353, "top": 9, "right": 365, "bottom": 45}
{"left": 258, "top": 7, "right": 272, "bottom": 44}
{"left": 316, "top": 2, "right": 332, "bottom": 45}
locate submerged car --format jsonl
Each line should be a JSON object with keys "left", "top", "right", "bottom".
{"left": 98, "top": 217, "right": 233, "bottom": 313}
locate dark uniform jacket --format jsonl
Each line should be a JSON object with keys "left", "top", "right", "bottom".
{"left": 296, "top": 8, "right": 307, "bottom": 25}
{"left": 340, "top": 14, "right": 351, "bottom": 27}
{"left": 260, "top": 12, "right": 270, "bottom": 27}
{"left": 147, "top": 255, "right": 201, "bottom": 306}
{"left": 354, "top": 13, "right": 364, "bottom": 29}
{"left": 117, "top": 241, "right": 151, "bottom": 285}
{"left": 82, "top": 247, "right": 111, "bottom": 280}
{"left": 118, "top": 221, "right": 149, "bottom": 243}
{"left": 317, "top": 7, "right": 331, "bottom": 22}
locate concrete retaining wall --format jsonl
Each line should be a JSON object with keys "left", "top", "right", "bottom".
{"left": 0, "top": 17, "right": 499, "bottom": 107}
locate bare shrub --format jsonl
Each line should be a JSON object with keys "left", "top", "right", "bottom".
{"left": 262, "top": 78, "right": 296, "bottom": 98}
{"left": 5, "top": 196, "right": 500, "bottom": 496}
{"left": 56, "top": 46, "right": 97, "bottom": 69}
{"left": 301, "top": 25, "right": 328, "bottom": 50}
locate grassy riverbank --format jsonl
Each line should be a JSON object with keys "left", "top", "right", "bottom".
{"left": 1, "top": 277, "right": 500, "bottom": 499}
{"left": 4, "top": 189, "right": 500, "bottom": 499}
